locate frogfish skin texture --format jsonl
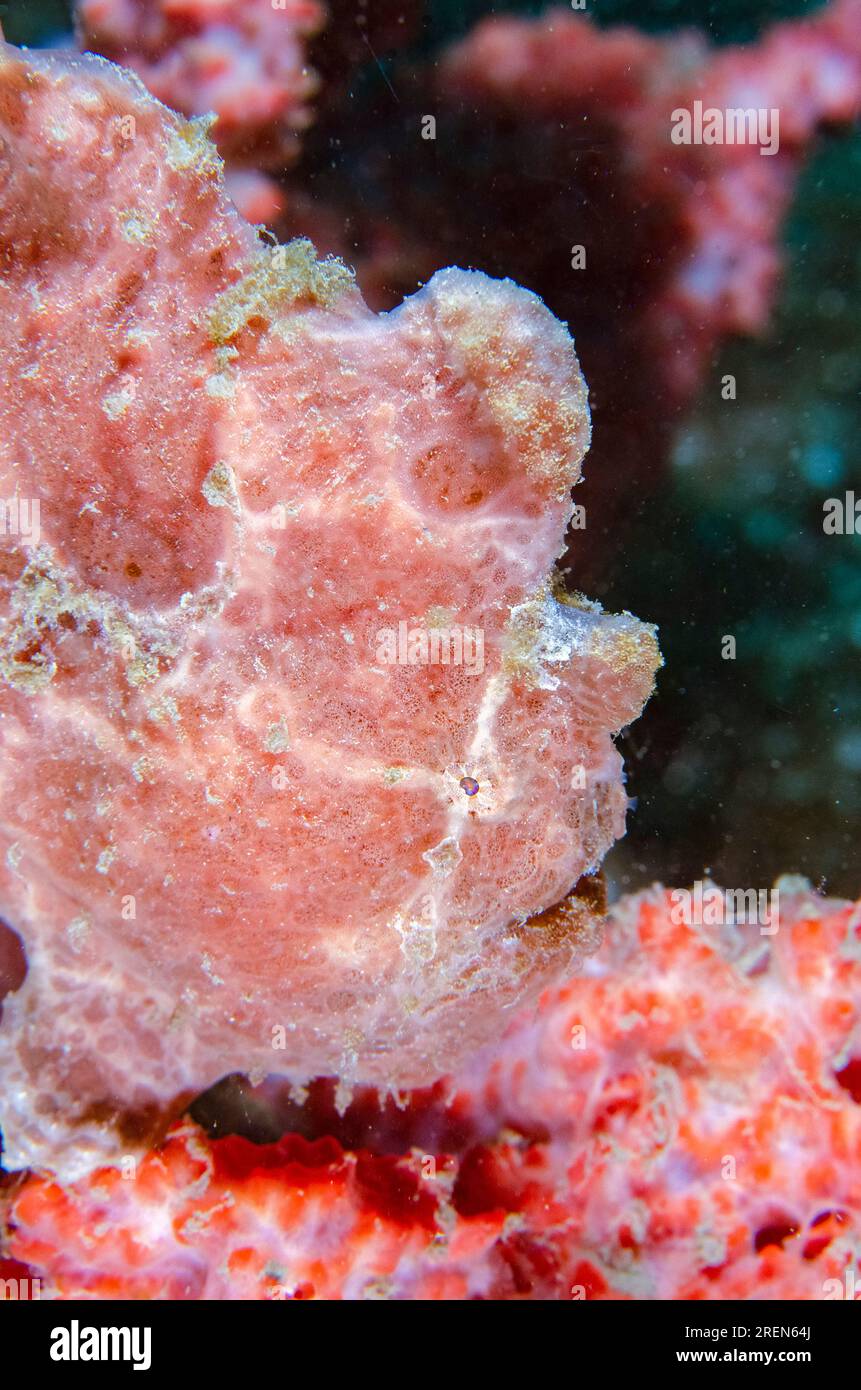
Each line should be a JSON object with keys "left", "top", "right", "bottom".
{"left": 0, "top": 42, "right": 659, "bottom": 1179}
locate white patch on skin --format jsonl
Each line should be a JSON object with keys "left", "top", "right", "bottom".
{"left": 95, "top": 846, "right": 117, "bottom": 874}
{"left": 201, "top": 953, "right": 224, "bottom": 986}
{"left": 263, "top": 719, "right": 291, "bottom": 754}
{"left": 205, "top": 372, "right": 235, "bottom": 398}
{"left": 119, "top": 211, "right": 151, "bottom": 243}
{"left": 202, "top": 461, "right": 240, "bottom": 512}
{"left": 67, "top": 917, "right": 91, "bottom": 953}
{"left": 101, "top": 387, "right": 134, "bottom": 419}
{"left": 422, "top": 836, "right": 463, "bottom": 878}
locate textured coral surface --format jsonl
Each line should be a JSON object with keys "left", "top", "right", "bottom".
{"left": 0, "top": 41, "right": 658, "bottom": 1179}
{"left": 3, "top": 882, "right": 859, "bottom": 1300}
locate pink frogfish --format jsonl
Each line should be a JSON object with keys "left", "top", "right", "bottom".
{"left": 0, "top": 42, "right": 659, "bottom": 1179}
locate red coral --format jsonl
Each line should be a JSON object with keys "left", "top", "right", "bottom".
{"left": 5, "top": 881, "right": 860, "bottom": 1300}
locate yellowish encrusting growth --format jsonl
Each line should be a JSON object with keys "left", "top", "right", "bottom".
{"left": 430, "top": 273, "right": 590, "bottom": 499}
{"left": 208, "top": 240, "right": 355, "bottom": 345}
{"left": 0, "top": 558, "right": 178, "bottom": 691}
{"left": 165, "top": 114, "right": 222, "bottom": 177}
{"left": 588, "top": 621, "right": 663, "bottom": 680}
{"left": 502, "top": 584, "right": 661, "bottom": 692}
{"left": 202, "top": 460, "right": 240, "bottom": 513}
